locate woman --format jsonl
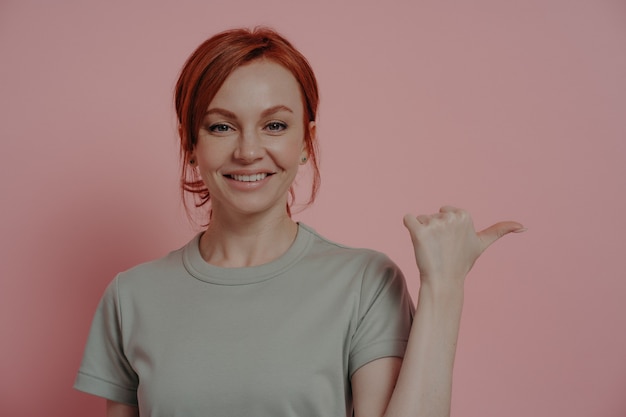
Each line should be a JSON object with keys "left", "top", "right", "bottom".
{"left": 74, "top": 27, "right": 524, "bottom": 417}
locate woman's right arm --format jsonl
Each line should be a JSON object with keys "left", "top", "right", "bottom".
{"left": 106, "top": 400, "right": 139, "bottom": 417}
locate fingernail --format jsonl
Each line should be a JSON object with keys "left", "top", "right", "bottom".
{"left": 513, "top": 227, "right": 528, "bottom": 233}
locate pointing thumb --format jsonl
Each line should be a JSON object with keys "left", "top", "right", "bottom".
{"left": 478, "top": 221, "right": 526, "bottom": 252}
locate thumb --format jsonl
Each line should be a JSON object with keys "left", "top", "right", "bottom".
{"left": 477, "top": 221, "right": 526, "bottom": 252}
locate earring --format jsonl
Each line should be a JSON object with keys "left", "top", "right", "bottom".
{"left": 189, "top": 159, "right": 195, "bottom": 165}
{"left": 301, "top": 156, "right": 307, "bottom": 163}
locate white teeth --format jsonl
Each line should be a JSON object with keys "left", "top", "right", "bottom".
{"left": 230, "top": 173, "right": 268, "bottom": 182}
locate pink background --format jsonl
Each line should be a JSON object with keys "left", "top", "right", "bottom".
{"left": 1, "top": 1, "right": 625, "bottom": 416}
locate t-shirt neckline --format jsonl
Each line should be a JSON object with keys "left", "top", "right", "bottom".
{"left": 182, "top": 222, "right": 314, "bottom": 285}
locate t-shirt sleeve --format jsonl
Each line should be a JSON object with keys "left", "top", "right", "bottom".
{"left": 348, "top": 253, "right": 415, "bottom": 377}
{"left": 74, "top": 276, "right": 139, "bottom": 405}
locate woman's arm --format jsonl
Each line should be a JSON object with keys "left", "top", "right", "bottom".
{"left": 353, "top": 206, "right": 524, "bottom": 417}
{"left": 106, "top": 400, "right": 139, "bottom": 417}
{"left": 352, "top": 357, "right": 403, "bottom": 417}
{"left": 382, "top": 275, "right": 464, "bottom": 417}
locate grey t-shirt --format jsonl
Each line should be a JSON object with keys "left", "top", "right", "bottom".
{"left": 74, "top": 223, "right": 414, "bottom": 416}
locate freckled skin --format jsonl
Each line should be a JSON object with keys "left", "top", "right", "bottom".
{"left": 191, "top": 60, "right": 312, "bottom": 220}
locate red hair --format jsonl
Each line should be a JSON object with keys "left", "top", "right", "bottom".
{"left": 175, "top": 27, "right": 320, "bottom": 216}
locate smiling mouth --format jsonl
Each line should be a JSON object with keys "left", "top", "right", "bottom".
{"left": 226, "top": 173, "right": 272, "bottom": 182}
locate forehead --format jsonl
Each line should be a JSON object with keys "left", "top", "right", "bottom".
{"left": 208, "top": 59, "right": 304, "bottom": 115}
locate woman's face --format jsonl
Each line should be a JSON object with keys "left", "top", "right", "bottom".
{"left": 192, "top": 59, "right": 314, "bottom": 218}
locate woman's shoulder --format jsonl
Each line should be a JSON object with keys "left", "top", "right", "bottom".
{"left": 299, "top": 223, "right": 409, "bottom": 302}
{"left": 114, "top": 234, "right": 199, "bottom": 284}
{"left": 299, "top": 223, "right": 397, "bottom": 269}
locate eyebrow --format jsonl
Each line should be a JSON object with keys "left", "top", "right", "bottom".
{"left": 205, "top": 105, "right": 293, "bottom": 119}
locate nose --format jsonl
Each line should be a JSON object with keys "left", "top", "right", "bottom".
{"left": 233, "top": 129, "right": 264, "bottom": 163}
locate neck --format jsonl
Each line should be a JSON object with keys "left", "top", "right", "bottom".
{"left": 199, "top": 207, "right": 298, "bottom": 268}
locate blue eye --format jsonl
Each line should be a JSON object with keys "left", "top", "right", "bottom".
{"left": 266, "top": 122, "right": 287, "bottom": 132}
{"left": 209, "top": 123, "right": 232, "bottom": 133}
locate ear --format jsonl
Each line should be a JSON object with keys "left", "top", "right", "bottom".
{"left": 308, "top": 120, "right": 317, "bottom": 140}
{"left": 300, "top": 121, "right": 316, "bottom": 164}
{"left": 187, "top": 151, "right": 197, "bottom": 166}
{"left": 179, "top": 125, "right": 197, "bottom": 166}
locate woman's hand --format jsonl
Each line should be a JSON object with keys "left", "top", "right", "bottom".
{"left": 403, "top": 206, "right": 525, "bottom": 287}
{"left": 380, "top": 207, "right": 525, "bottom": 417}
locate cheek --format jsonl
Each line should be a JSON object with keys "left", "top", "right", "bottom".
{"left": 271, "top": 141, "right": 305, "bottom": 167}
{"left": 193, "top": 156, "right": 221, "bottom": 185}
{"left": 282, "top": 128, "right": 308, "bottom": 161}
{"left": 195, "top": 141, "right": 228, "bottom": 168}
